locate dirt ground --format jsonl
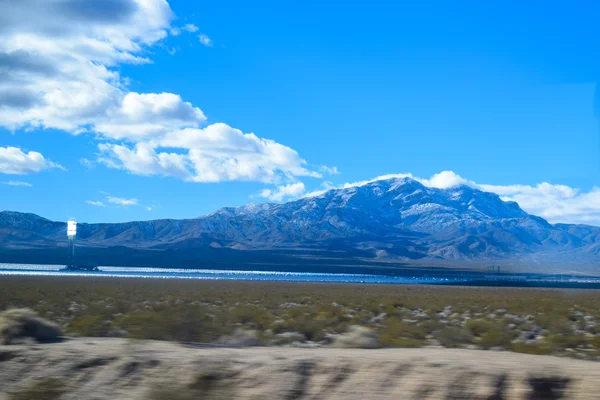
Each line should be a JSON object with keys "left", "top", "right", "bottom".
{"left": 1, "top": 338, "right": 599, "bottom": 399}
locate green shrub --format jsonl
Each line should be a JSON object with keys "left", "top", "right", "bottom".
{"left": 478, "top": 330, "right": 514, "bottom": 349}
{"left": 378, "top": 335, "right": 424, "bottom": 348}
{"left": 435, "top": 327, "right": 473, "bottom": 348}
{"left": 511, "top": 342, "right": 553, "bottom": 355}
{"left": 378, "top": 318, "right": 427, "bottom": 340}
{"left": 2, "top": 276, "right": 600, "bottom": 359}
{"left": 68, "top": 315, "right": 110, "bottom": 337}
{"left": 228, "top": 305, "right": 274, "bottom": 330}
{"left": 535, "top": 314, "right": 572, "bottom": 335}
{"left": 276, "top": 316, "right": 328, "bottom": 342}
{"left": 116, "top": 305, "right": 218, "bottom": 342}
{"left": 465, "top": 319, "right": 495, "bottom": 337}
{"left": 547, "top": 334, "right": 587, "bottom": 350}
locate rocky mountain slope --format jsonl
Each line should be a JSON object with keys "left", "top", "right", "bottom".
{"left": 1, "top": 177, "right": 598, "bottom": 268}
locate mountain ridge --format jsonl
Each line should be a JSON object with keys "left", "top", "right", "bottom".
{"left": 1, "top": 177, "right": 598, "bottom": 269}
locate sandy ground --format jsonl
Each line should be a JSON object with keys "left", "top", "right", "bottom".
{"left": 1, "top": 338, "right": 599, "bottom": 399}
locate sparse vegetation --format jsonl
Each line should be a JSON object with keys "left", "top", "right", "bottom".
{"left": 1, "top": 276, "right": 599, "bottom": 359}
{"left": 435, "top": 327, "right": 473, "bottom": 348}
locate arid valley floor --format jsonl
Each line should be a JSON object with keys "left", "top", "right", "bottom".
{"left": 1, "top": 277, "right": 600, "bottom": 399}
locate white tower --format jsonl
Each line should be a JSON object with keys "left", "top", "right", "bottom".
{"left": 67, "top": 220, "right": 77, "bottom": 269}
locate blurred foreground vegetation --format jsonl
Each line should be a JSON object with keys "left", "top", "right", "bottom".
{"left": 1, "top": 276, "right": 599, "bottom": 360}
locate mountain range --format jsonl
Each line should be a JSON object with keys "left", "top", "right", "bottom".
{"left": 1, "top": 177, "right": 599, "bottom": 272}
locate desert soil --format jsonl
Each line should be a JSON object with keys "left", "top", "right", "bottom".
{"left": 1, "top": 338, "right": 599, "bottom": 399}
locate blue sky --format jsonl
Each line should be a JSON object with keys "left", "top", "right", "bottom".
{"left": 1, "top": 0, "right": 599, "bottom": 224}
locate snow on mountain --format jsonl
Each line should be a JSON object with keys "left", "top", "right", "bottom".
{"left": 0, "top": 177, "right": 598, "bottom": 264}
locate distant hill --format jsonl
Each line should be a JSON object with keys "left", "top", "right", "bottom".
{"left": 1, "top": 177, "right": 599, "bottom": 272}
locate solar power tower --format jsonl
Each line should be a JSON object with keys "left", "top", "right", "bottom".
{"left": 67, "top": 220, "right": 77, "bottom": 269}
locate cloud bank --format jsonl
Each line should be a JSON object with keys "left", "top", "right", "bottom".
{"left": 0, "top": 0, "right": 328, "bottom": 185}
{"left": 98, "top": 123, "right": 321, "bottom": 183}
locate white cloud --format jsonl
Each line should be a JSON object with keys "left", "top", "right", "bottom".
{"left": 319, "top": 165, "right": 340, "bottom": 175}
{"left": 0, "top": 0, "right": 327, "bottom": 186}
{"left": 0, "top": 0, "right": 204, "bottom": 139}
{"left": 146, "top": 206, "right": 153, "bottom": 211}
{"left": 182, "top": 24, "right": 199, "bottom": 33}
{"left": 97, "top": 142, "right": 191, "bottom": 178}
{"left": 2, "top": 180, "right": 32, "bottom": 187}
{"left": 80, "top": 158, "right": 94, "bottom": 168}
{"left": 86, "top": 200, "right": 105, "bottom": 207}
{"left": 419, "top": 171, "right": 475, "bottom": 189}
{"left": 306, "top": 170, "right": 600, "bottom": 226}
{"left": 98, "top": 123, "right": 321, "bottom": 183}
{"left": 89, "top": 194, "right": 146, "bottom": 208}
{"left": 106, "top": 196, "right": 138, "bottom": 206}
{"left": 479, "top": 183, "right": 600, "bottom": 226}
{"left": 198, "top": 34, "right": 213, "bottom": 47}
{"left": 170, "top": 23, "right": 197, "bottom": 37}
{"left": 0, "top": 0, "right": 175, "bottom": 132}
{"left": 259, "top": 182, "right": 306, "bottom": 201}
{"left": 94, "top": 92, "right": 206, "bottom": 140}
{"left": 0, "top": 146, "right": 63, "bottom": 175}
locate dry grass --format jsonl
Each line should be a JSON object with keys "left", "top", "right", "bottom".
{"left": 0, "top": 276, "right": 599, "bottom": 358}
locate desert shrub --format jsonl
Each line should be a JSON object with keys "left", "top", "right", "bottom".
{"left": 274, "top": 307, "right": 350, "bottom": 342}
{"left": 511, "top": 342, "right": 553, "bottom": 355}
{"left": 465, "top": 319, "right": 496, "bottom": 337}
{"left": 282, "top": 306, "right": 309, "bottom": 319}
{"left": 115, "top": 305, "right": 219, "bottom": 342}
{"left": 477, "top": 329, "right": 514, "bottom": 349}
{"left": 227, "top": 305, "right": 274, "bottom": 330}
{"left": 9, "top": 378, "right": 66, "bottom": 400}
{"left": 419, "top": 319, "right": 446, "bottom": 334}
{"left": 275, "top": 316, "right": 327, "bottom": 341}
{"left": 68, "top": 315, "right": 111, "bottom": 337}
{"left": 0, "top": 309, "right": 61, "bottom": 345}
{"left": 586, "top": 324, "right": 600, "bottom": 335}
{"left": 378, "top": 318, "right": 427, "bottom": 342}
{"left": 535, "top": 314, "right": 572, "bottom": 335}
{"left": 547, "top": 334, "right": 587, "bottom": 350}
{"left": 2, "top": 277, "right": 600, "bottom": 358}
{"left": 378, "top": 335, "right": 424, "bottom": 348}
{"left": 332, "top": 325, "right": 379, "bottom": 349}
{"left": 434, "top": 327, "right": 473, "bottom": 348}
